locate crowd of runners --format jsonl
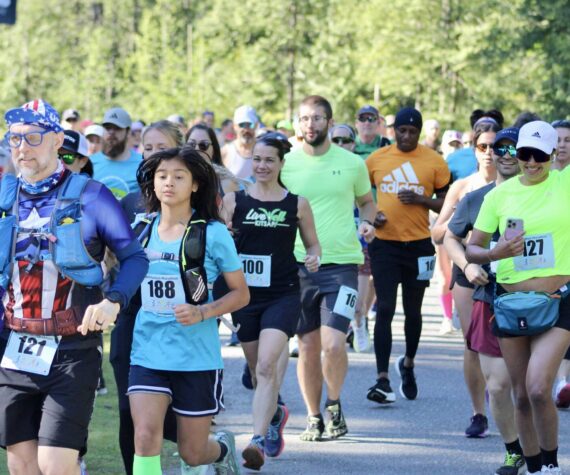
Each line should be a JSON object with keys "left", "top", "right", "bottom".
{"left": 0, "top": 95, "right": 568, "bottom": 475}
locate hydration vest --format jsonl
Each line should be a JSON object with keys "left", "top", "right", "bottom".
{"left": 132, "top": 213, "right": 209, "bottom": 305}
{"left": 0, "top": 172, "right": 104, "bottom": 290}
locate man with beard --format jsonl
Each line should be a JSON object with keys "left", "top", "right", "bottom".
{"left": 91, "top": 107, "right": 142, "bottom": 199}
{"left": 281, "top": 95, "right": 376, "bottom": 442}
{"left": 222, "top": 105, "right": 258, "bottom": 181}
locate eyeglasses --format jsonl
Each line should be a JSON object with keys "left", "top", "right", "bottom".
{"left": 58, "top": 152, "right": 80, "bottom": 165}
{"left": 299, "top": 115, "right": 326, "bottom": 125}
{"left": 186, "top": 140, "right": 212, "bottom": 152}
{"left": 357, "top": 115, "right": 378, "bottom": 123}
{"left": 7, "top": 130, "right": 52, "bottom": 148}
{"left": 238, "top": 122, "right": 256, "bottom": 129}
{"left": 493, "top": 144, "right": 517, "bottom": 157}
{"left": 332, "top": 136, "right": 354, "bottom": 145}
{"left": 516, "top": 147, "right": 551, "bottom": 163}
{"left": 475, "top": 143, "right": 493, "bottom": 153}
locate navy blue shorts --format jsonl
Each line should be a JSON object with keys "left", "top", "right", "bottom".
{"left": 127, "top": 366, "right": 224, "bottom": 417}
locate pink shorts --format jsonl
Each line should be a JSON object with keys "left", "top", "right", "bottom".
{"left": 466, "top": 300, "right": 502, "bottom": 358}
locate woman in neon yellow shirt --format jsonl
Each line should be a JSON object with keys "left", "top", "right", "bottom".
{"left": 466, "top": 121, "right": 570, "bottom": 475}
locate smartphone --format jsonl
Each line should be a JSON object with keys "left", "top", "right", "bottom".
{"left": 505, "top": 218, "right": 524, "bottom": 240}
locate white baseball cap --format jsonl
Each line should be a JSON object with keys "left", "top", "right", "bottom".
{"left": 233, "top": 105, "right": 258, "bottom": 126}
{"left": 516, "top": 121, "right": 558, "bottom": 155}
{"left": 84, "top": 124, "right": 105, "bottom": 138}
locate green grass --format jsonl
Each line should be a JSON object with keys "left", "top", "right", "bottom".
{"left": 0, "top": 332, "right": 180, "bottom": 474}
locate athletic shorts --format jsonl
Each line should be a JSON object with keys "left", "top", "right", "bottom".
{"left": 466, "top": 300, "right": 502, "bottom": 358}
{"left": 450, "top": 263, "right": 475, "bottom": 290}
{"left": 492, "top": 284, "right": 570, "bottom": 338}
{"left": 358, "top": 247, "right": 372, "bottom": 276}
{"left": 0, "top": 344, "right": 100, "bottom": 451}
{"left": 128, "top": 366, "right": 224, "bottom": 417}
{"left": 297, "top": 264, "right": 358, "bottom": 335}
{"left": 232, "top": 292, "right": 301, "bottom": 342}
{"left": 369, "top": 238, "right": 435, "bottom": 289}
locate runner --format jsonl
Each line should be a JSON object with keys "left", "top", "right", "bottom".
{"left": 365, "top": 107, "right": 450, "bottom": 403}
{"left": 0, "top": 99, "right": 148, "bottom": 474}
{"left": 222, "top": 134, "right": 320, "bottom": 470}
{"left": 128, "top": 146, "right": 249, "bottom": 475}
{"left": 222, "top": 105, "right": 258, "bottom": 181}
{"left": 281, "top": 95, "right": 376, "bottom": 441}
{"left": 466, "top": 121, "right": 570, "bottom": 475}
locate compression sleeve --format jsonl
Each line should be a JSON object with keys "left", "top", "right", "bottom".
{"left": 110, "top": 240, "right": 149, "bottom": 308}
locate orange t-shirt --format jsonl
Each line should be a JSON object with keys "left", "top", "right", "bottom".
{"left": 366, "top": 144, "right": 450, "bottom": 241}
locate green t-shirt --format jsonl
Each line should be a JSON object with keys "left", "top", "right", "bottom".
{"left": 474, "top": 167, "right": 570, "bottom": 284}
{"left": 354, "top": 135, "right": 391, "bottom": 160}
{"left": 282, "top": 145, "right": 371, "bottom": 264}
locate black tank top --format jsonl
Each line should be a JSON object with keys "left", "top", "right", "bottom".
{"left": 233, "top": 190, "right": 300, "bottom": 297}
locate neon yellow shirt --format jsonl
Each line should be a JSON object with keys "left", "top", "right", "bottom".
{"left": 282, "top": 144, "right": 371, "bottom": 264}
{"left": 474, "top": 167, "right": 570, "bottom": 284}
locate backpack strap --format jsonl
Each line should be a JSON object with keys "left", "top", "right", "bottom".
{"left": 0, "top": 174, "right": 19, "bottom": 214}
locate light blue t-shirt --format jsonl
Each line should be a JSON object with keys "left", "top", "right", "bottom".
{"left": 91, "top": 150, "right": 142, "bottom": 199}
{"left": 446, "top": 148, "right": 477, "bottom": 182}
{"left": 131, "top": 216, "right": 242, "bottom": 371}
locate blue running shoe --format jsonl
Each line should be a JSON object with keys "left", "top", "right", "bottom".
{"left": 264, "top": 404, "right": 289, "bottom": 457}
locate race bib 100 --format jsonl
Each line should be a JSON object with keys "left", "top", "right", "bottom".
{"left": 240, "top": 254, "right": 271, "bottom": 287}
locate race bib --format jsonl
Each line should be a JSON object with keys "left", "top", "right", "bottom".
{"left": 240, "top": 254, "right": 271, "bottom": 287}
{"left": 490, "top": 241, "right": 498, "bottom": 274}
{"left": 1, "top": 332, "right": 59, "bottom": 375}
{"left": 333, "top": 285, "right": 358, "bottom": 320}
{"left": 142, "top": 274, "right": 186, "bottom": 314}
{"left": 417, "top": 256, "right": 436, "bottom": 280}
{"left": 513, "top": 233, "right": 555, "bottom": 271}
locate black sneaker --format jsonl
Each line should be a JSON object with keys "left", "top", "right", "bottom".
{"left": 396, "top": 355, "right": 418, "bottom": 400}
{"left": 465, "top": 413, "right": 489, "bottom": 438}
{"left": 241, "top": 363, "right": 253, "bottom": 390}
{"left": 299, "top": 415, "right": 324, "bottom": 442}
{"left": 494, "top": 451, "right": 525, "bottom": 475}
{"left": 366, "top": 377, "right": 396, "bottom": 404}
{"left": 325, "top": 403, "right": 348, "bottom": 439}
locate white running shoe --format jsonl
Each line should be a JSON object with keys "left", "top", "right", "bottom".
{"left": 353, "top": 318, "right": 370, "bottom": 352}
{"left": 181, "top": 460, "right": 209, "bottom": 474}
{"left": 289, "top": 335, "right": 299, "bottom": 358}
{"left": 541, "top": 464, "right": 562, "bottom": 473}
{"left": 438, "top": 317, "right": 455, "bottom": 336}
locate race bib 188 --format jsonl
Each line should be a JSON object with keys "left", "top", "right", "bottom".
{"left": 142, "top": 274, "right": 185, "bottom": 314}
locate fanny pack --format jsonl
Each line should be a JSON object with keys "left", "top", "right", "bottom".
{"left": 494, "top": 284, "right": 569, "bottom": 336}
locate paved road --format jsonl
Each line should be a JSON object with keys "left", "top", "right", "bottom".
{"left": 169, "top": 288, "right": 570, "bottom": 474}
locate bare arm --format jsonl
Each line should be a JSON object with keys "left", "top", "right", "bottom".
{"left": 397, "top": 188, "right": 447, "bottom": 213}
{"left": 298, "top": 197, "right": 321, "bottom": 272}
{"left": 220, "top": 192, "right": 236, "bottom": 229}
{"left": 356, "top": 191, "right": 376, "bottom": 243}
{"left": 431, "top": 180, "right": 464, "bottom": 244}
{"left": 465, "top": 228, "right": 525, "bottom": 265}
{"left": 444, "top": 230, "right": 489, "bottom": 286}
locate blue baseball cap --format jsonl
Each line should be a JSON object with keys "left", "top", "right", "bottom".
{"left": 5, "top": 99, "right": 63, "bottom": 133}
{"left": 493, "top": 127, "right": 519, "bottom": 145}
{"left": 357, "top": 105, "right": 380, "bottom": 118}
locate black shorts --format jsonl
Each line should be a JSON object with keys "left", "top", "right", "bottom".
{"left": 492, "top": 284, "right": 570, "bottom": 338}
{"left": 297, "top": 264, "right": 358, "bottom": 335}
{"left": 369, "top": 238, "right": 435, "bottom": 289}
{"left": 128, "top": 366, "right": 224, "bottom": 417}
{"left": 450, "top": 263, "right": 475, "bottom": 290}
{"left": 0, "top": 344, "right": 100, "bottom": 451}
{"left": 232, "top": 292, "right": 301, "bottom": 342}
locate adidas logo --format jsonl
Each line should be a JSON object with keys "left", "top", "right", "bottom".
{"left": 380, "top": 161, "right": 425, "bottom": 194}
{"left": 532, "top": 131, "right": 541, "bottom": 138}
{"left": 110, "top": 113, "right": 118, "bottom": 118}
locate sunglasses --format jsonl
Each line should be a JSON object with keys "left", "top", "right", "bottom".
{"left": 357, "top": 116, "right": 378, "bottom": 123}
{"left": 332, "top": 136, "right": 354, "bottom": 145}
{"left": 186, "top": 140, "right": 211, "bottom": 152}
{"left": 58, "top": 152, "right": 80, "bottom": 165}
{"left": 238, "top": 122, "right": 256, "bottom": 129}
{"left": 475, "top": 143, "right": 493, "bottom": 153}
{"left": 516, "top": 147, "right": 551, "bottom": 163}
{"left": 493, "top": 144, "right": 517, "bottom": 157}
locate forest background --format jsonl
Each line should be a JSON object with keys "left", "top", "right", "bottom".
{"left": 0, "top": 0, "right": 568, "bottom": 129}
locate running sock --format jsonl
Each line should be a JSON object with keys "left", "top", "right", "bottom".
{"left": 133, "top": 455, "right": 161, "bottom": 475}
{"left": 271, "top": 405, "right": 282, "bottom": 424}
{"left": 440, "top": 292, "right": 453, "bottom": 319}
{"left": 325, "top": 398, "right": 340, "bottom": 408}
{"left": 541, "top": 447, "right": 558, "bottom": 468}
{"left": 524, "top": 453, "right": 542, "bottom": 474}
{"left": 504, "top": 438, "right": 523, "bottom": 455}
{"left": 215, "top": 440, "right": 228, "bottom": 463}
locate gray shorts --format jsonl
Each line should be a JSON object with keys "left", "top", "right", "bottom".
{"left": 297, "top": 264, "right": 358, "bottom": 335}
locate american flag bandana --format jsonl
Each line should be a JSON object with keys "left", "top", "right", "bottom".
{"left": 4, "top": 99, "right": 63, "bottom": 133}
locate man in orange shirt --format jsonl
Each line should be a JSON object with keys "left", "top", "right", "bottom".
{"left": 365, "top": 107, "right": 450, "bottom": 404}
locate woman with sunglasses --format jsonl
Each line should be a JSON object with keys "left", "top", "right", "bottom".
{"left": 58, "top": 130, "right": 94, "bottom": 176}
{"left": 221, "top": 134, "right": 320, "bottom": 471}
{"left": 467, "top": 121, "right": 570, "bottom": 474}
{"left": 129, "top": 147, "right": 249, "bottom": 475}
{"left": 431, "top": 119, "right": 500, "bottom": 438}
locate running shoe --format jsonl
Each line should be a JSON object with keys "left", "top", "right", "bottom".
{"left": 299, "top": 415, "right": 324, "bottom": 442}
{"left": 325, "top": 403, "right": 348, "bottom": 439}
{"left": 353, "top": 318, "right": 370, "bottom": 352}
{"left": 181, "top": 460, "right": 209, "bottom": 475}
{"left": 265, "top": 404, "right": 289, "bottom": 457}
{"left": 241, "top": 363, "right": 253, "bottom": 390}
{"left": 438, "top": 317, "right": 455, "bottom": 336}
{"left": 289, "top": 336, "right": 299, "bottom": 358}
{"left": 554, "top": 379, "right": 570, "bottom": 409}
{"left": 495, "top": 451, "right": 525, "bottom": 475}
{"left": 541, "top": 465, "right": 562, "bottom": 474}
{"left": 396, "top": 355, "right": 418, "bottom": 400}
{"left": 242, "top": 436, "right": 265, "bottom": 471}
{"left": 79, "top": 457, "right": 89, "bottom": 475}
{"left": 213, "top": 430, "right": 240, "bottom": 475}
{"left": 346, "top": 326, "right": 354, "bottom": 348}
{"left": 225, "top": 332, "right": 240, "bottom": 347}
{"left": 465, "top": 413, "right": 488, "bottom": 438}
{"left": 366, "top": 377, "right": 396, "bottom": 404}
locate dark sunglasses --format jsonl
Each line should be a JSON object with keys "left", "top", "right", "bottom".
{"left": 59, "top": 152, "right": 80, "bottom": 165}
{"left": 238, "top": 122, "right": 256, "bottom": 129}
{"left": 332, "top": 136, "right": 354, "bottom": 145}
{"left": 186, "top": 140, "right": 211, "bottom": 152}
{"left": 493, "top": 144, "right": 517, "bottom": 157}
{"left": 357, "top": 115, "right": 377, "bottom": 123}
{"left": 516, "top": 147, "right": 551, "bottom": 163}
{"left": 475, "top": 143, "right": 493, "bottom": 153}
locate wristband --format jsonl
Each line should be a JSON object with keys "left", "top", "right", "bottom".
{"left": 198, "top": 305, "right": 205, "bottom": 322}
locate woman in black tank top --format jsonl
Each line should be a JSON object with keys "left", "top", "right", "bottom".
{"left": 222, "top": 134, "right": 320, "bottom": 470}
